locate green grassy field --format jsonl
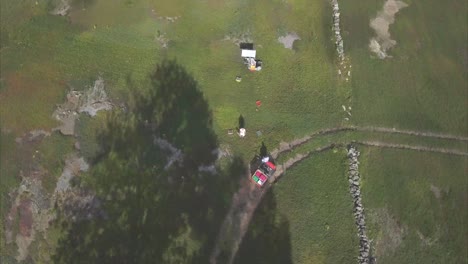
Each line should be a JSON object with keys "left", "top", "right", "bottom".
{"left": 273, "top": 150, "right": 358, "bottom": 263}
{"left": 359, "top": 147, "right": 467, "bottom": 263}
{"left": 0, "top": 0, "right": 467, "bottom": 262}
{"left": 340, "top": 0, "right": 467, "bottom": 135}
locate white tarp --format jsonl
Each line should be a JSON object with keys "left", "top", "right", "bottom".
{"left": 241, "top": 49, "right": 256, "bottom": 58}
{"left": 239, "top": 128, "right": 246, "bottom": 137}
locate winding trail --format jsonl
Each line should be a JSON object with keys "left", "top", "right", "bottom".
{"left": 210, "top": 126, "right": 468, "bottom": 264}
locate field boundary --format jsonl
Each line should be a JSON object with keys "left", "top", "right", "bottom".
{"left": 212, "top": 125, "right": 468, "bottom": 264}
{"left": 271, "top": 125, "right": 468, "bottom": 159}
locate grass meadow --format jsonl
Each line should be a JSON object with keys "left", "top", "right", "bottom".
{"left": 0, "top": 0, "right": 467, "bottom": 262}
{"left": 273, "top": 150, "right": 358, "bottom": 263}
{"left": 359, "top": 147, "right": 467, "bottom": 263}
{"left": 340, "top": 0, "right": 467, "bottom": 135}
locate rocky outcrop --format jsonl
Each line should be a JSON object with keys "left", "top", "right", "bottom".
{"left": 347, "top": 146, "right": 375, "bottom": 264}
{"left": 53, "top": 77, "right": 112, "bottom": 136}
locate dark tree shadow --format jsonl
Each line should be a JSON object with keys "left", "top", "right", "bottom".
{"left": 122, "top": 60, "right": 219, "bottom": 170}
{"left": 260, "top": 142, "right": 267, "bottom": 158}
{"left": 53, "top": 60, "right": 242, "bottom": 264}
{"left": 233, "top": 189, "right": 293, "bottom": 264}
{"left": 238, "top": 115, "right": 245, "bottom": 129}
{"left": 191, "top": 156, "right": 246, "bottom": 262}
{"left": 249, "top": 142, "right": 275, "bottom": 175}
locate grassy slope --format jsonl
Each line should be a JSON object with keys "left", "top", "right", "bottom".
{"left": 360, "top": 147, "right": 467, "bottom": 263}
{"left": 273, "top": 150, "right": 358, "bottom": 263}
{"left": 340, "top": 0, "right": 467, "bottom": 135}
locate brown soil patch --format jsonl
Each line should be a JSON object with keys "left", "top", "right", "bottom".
{"left": 18, "top": 198, "right": 33, "bottom": 237}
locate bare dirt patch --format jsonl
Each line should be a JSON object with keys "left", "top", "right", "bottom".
{"left": 369, "top": 0, "right": 408, "bottom": 59}
{"left": 223, "top": 32, "right": 253, "bottom": 46}
{"left": 50, "top": 0, "right": 71, "bottom": 16}
{"left": 55, "top": 154, "right": 89, "bottom": 193}
{"left": 416, "top": 229, "right": 439, "bottom": 246}
{"left": 278, "top": 32, "right": 301, "bottom": 49}
{"left": 430, "top": 184, "right": 441, "bottom": 199}
{"left": 5, "top": 175, "right": 47, "bottom": 261}
{"left": 369, "top": 208, "right": 406, "bottom": 257}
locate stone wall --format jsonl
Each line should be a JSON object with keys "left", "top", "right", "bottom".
{"left": 347, "top": 146, "right": 375, "bottom": 264}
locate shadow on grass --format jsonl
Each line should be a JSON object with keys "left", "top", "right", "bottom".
{"left": 321, "top": 3, "right": 338, "bottom": 64}
{"left": 250, "top": 142, "right": 275, "bottom": 175}
{"left": 260, "top": 142, "right": 267, "bottom": 157}
{"left": 52, "top": 60, "right": 246, "bottom": 263}
{"left": 233, "top": 189, "right": 293, "bottom": 264}
{"left": 239, "top": 43, "right": 254, "bottom": 50}
{"left": 238, "top": 115, "right": 245, "bottom": 129}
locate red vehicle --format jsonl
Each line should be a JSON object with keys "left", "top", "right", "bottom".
{"left": 250, "top": 161, "right": 276, "bottom": 187}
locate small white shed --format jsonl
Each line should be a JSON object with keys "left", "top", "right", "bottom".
{"left": 241, "top": 49, "right": 256, "bottom": 58}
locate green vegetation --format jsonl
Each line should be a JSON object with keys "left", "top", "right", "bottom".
{"left": 340, "top": 0, "right": 467, "bottom": 135}
{"left": 272, "top": 150, "right": 358, "bottom": 263}
{"left": 234, "top": 189, "right": 293, "bottom": 264}
{"left": 0, "top": 132, "right": 20, "bottom": 258}
{"left": 359, "top": 147, "right": 467, "bottom": 263}
{"left": 37, "top": 133, "right": 74, "bottom": 194}
{"left": 75, "top": 113, "right": 106, "bottom": 163}
{"left": 0, "top": 0, "right": 466, "bottom": 263}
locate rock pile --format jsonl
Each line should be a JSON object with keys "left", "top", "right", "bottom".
{"left": 331, "top": 0, "right": 344, "bottom": 61}
{"left": 347, "top": 146, "right": 373, "bottom": 264}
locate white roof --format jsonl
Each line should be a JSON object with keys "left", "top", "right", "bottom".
{"left": 241, "top": 49, "right": 256, "bottom": 58}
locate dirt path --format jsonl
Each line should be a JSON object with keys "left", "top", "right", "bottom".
{"left": 355, "top": 126, "right": 468, "bottom": 141}
{"left": 211, "top": 126, "right": 467, "bottom": 263}
{"left": 354, "top": 140, "right": 468, "bottom": 156}
{"left": 271, "top": 126, "right": 468, "bottom": 159}
{"left": 210, "top": 177, "right": 267, "bottom": 264}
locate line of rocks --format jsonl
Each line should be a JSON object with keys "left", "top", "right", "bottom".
{"left": 331, "top": 0, "right": 352, "bottom": 81}
{"left": 331, "top": 0, "right": 344, "bottom": 61}
{"left": 347, "top": 146, "right": 375, "bottom": 264}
